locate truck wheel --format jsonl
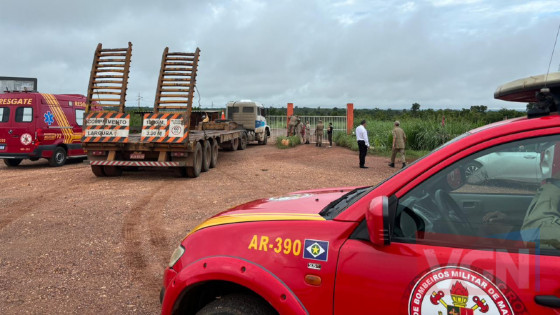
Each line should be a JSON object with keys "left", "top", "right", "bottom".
{"left": 230, "top": 138, "right": 239, "bottom": 151}
{"left": 201, "top": 140, "right": 211, "bottom": 172}
{"left": 258, "top": 134, "right": 268, "bottom": 145}
{"left": 238, "top": 133, "right": 247, "bottom": 150}
{"left": 4, "top": 159, "right": 23, "bottom": 167}
{"left": 104, "top": 166, "right": 123, "bottom": 177}
{"left": 197, "top": 294, "right": 275, "bottom": 315}
{"left": 49, "top": 147, "right": 67, "bottom": 167}
{"left": 187, "top": 142, "right": 202, "bottom": 178}
{"left": 210, "top": 140, "right": 219, "bottom": 168}
{"left": 91, "top": 165, "right": 106, "bottom": 177}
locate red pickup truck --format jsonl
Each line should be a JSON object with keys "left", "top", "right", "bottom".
{"left": 161, "top": 72, "right": 560, "bottom": 315}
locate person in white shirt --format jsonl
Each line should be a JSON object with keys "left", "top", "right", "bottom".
{"left": 356, "top": 120, "right": 369, "bottom": 168}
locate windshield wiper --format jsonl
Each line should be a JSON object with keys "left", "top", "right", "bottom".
{"left": 320, "top": 187, "right": 370, "bottom": 219}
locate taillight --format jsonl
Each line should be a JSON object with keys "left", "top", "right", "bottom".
{"left": 92, "top": 151, "right": 106, "bottom": 156}
{"left": 36, "top": 128, "right": 44, "bottom": 141}
{"left": 171, "top": 152, "right": 186, "bottom": 157}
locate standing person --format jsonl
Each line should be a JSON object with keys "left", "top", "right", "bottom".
{"left": 305, "top": 120, "right": 311, "bottom": 144}
{"left": 327, "top": 122, "right": 334, "bottom": 147}
{"left": 288, "top": 115, "right": 297, "bottom": 136}
{"left": 315, "top": 120, "right": 324, "bottom": 147}
{"left": 356, "top": 120, "right": 369, "bottom": 169}
{"left": 389, "top": 120, "right": 407, "bottom": 168}
{"left": 295, "top": 118, "right": 304, "bottom": 144}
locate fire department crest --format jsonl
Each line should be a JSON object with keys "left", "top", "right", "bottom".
{"left": 408, "top": 267, "right": 515, "bottom": 315}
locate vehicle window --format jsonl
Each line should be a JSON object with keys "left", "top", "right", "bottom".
{"left": 15, "top": 107, "right": 33, "bottom": 122}
{"left": 394, "top": 135, "right": 560, "bottom": 256}
{"left": 0, "top": 107, "right": 9, "bottom": 123}
{"left": 242, "top": 106, "right": 254, "bottom": 113}
{"left": 75, "top": 109, "right": 84, "bottom": 126}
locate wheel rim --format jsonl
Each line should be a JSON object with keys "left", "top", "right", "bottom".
{"left": 55, "top": 152, "right": 64, "bottom": 164}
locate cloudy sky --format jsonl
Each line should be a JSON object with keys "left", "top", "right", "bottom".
{"left": 2, "top": 0, "right": 560, "bottom": 110}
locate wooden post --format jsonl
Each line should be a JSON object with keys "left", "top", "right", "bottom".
{"left": 346, "top": 103, "right": 354, "bottom": 135}
{"left": 287, "top": 103, "right": 294, "bottom": 136}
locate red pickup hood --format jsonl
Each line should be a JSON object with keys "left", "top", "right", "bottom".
{"left": 187, "top": 187, "right": 361, "bottom": 236}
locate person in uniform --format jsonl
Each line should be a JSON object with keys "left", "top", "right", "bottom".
{"left": 356, "top": 120, "right": 369, "bottom": 168}
{"left": 295, "top": 117, "right": 304, "bottom": 143}
{"left": 389, "top": 120, "right": 407, "bottom": 168}
{"left": 305, "top": 121, "right": 311, "bottom": 144}
{"left": 327, "top": 122, "right": 334, "bottom": 147}
{"left": 483, "top": 170, "right": 560, "bottom": 249}
{"left": 315, "top": 120, "right": 324, "bottom": 147}
{"left": 288, "top": 115, "right": 298, "bottom": 136}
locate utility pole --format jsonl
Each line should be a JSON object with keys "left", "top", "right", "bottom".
{"left": 137, "top": 93, "right": 143, "bottom": 108}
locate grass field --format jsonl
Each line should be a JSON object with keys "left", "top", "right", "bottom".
{"left": 334, "top": 117, "right": 484, "bottom": 158}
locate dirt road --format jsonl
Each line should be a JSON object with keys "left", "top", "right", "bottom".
{"left": 0, "top": 144, "right": 398, "bottom": 314}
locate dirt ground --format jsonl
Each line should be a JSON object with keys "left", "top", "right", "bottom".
{"left": 0, "top": 144, "right": 399, "bottom": 314}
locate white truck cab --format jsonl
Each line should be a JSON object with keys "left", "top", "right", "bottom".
{"left": 226, "top": 100, "right": 269, "bottom": 145}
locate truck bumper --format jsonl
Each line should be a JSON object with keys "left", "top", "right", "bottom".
{"left": 88, "top": 160, "right": 186, "bottom": 167}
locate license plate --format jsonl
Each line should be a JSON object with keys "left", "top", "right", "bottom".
{"left": 130, "top": 152, "right": 145, "bottom": 159}
{"left": 0, "top": 144, "right": 5, "bottom": 150}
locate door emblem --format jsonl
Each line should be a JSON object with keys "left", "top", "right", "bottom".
{"left": 408, "top": 266, "right": 517, "bottom": 315}
{"left": 20, "top": 133, "right": 32, "bottom": 145}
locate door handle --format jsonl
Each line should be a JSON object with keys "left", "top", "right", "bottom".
{"left": 535, "top": 295, "right": 560, "bottom": 308}
{"left": 524, "top": 155, "right": 536, "bottom": 159}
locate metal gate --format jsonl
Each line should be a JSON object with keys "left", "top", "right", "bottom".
{"left": 268, "top": 115, "right": 347, "bottom": 142}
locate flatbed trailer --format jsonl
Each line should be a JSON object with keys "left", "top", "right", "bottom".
{"left": 82, "top": 43, "right": 245, "bottom": 177}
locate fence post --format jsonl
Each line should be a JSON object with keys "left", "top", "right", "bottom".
{"left": 287, "top": 103, "right": 294, "bottom": 136}
{"left": 346, "top": 103, "right": 354, "bottom": 135}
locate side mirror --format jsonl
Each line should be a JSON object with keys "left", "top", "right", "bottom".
{"left": 366, "top": 196, "right": 391, "bottom": 246}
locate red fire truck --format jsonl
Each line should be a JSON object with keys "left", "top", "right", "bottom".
{"left": 0, "top": 92, "right": 88, "bottom": 167}
{"left": 161, "top": 72, "right": 560, "bottom": 314}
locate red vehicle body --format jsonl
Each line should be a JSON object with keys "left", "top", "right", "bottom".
{"left": 0, "top": 92, "right": 87, "bottom": 167}
{"left": 161, "top": 75, "right": 560, "bottom": 314}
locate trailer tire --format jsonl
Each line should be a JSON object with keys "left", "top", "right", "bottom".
{"left": 210, "top": 140, "right": 219, "bottom": 169}
{"left": 187, "top": 142, "right": 202, "bottom": 178}
{"left": 230, "top": 138, "right": 239, "bottom": 151}
{"left": 91, "top": 165, "right": 106, "bottom": 177}
{"left": 238, "top": 133, "right": 247, "bottom": 150}
{"left": 49, "top": 147, "right": 67, "bottom": 167}
{"left": 201, "top": 140, "right": 211, "bottom": 172}
{"left": 4, "top": 159, "right": 23, "bottom": 167}
{"left": 104, "top": 166, "right": 123, "bottom": 177}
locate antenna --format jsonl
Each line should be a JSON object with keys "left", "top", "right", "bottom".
{"left": 544, "top": 22, "right": 560, "bottom": 88}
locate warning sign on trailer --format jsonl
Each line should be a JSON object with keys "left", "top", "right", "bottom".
{"left": 141, "top": 113, "right": 188, "bottom": 143}
{"left": 83, "top": 112, "right": 130, "bottom": 143}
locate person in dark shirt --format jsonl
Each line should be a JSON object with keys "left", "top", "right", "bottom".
{"left": 327, "top": 123, "right": 334, "bottom": 147}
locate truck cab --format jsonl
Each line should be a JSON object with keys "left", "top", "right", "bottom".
{"left": 0, "top": 92, "right": 87, "bottom": 167}
{"left": 226, "top": 100, "right": 270, "bottom": 145}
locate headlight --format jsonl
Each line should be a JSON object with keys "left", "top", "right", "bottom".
{"left": 169, "top": 245, "right": 185, "bottom": 268}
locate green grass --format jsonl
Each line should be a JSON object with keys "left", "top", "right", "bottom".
{"left": 333, "top": 117, "right": 478, "bottom": 161}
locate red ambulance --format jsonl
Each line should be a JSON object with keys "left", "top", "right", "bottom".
{"left": 161, "top": 73, "right": 560, "bottom": 315}
{"left": 0, "top": 92, "right": 87, "bottom": 167}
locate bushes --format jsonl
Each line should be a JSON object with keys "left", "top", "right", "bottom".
{"left": 276, "top": 136, "right": 301, "bottom": 149}
{"left": 336, "top": 118, "right": 481, "bottom": 153}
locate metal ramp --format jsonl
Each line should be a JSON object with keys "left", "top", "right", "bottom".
{"left": 86, "top": 42, "right": 132, "bottom": 113}
{"left": 153, "top": 47, "right": 200, "bottom": 125}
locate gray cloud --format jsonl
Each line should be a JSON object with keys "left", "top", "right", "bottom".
{"left": 2, "top": 0, "right": 560, "bottom": 110}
